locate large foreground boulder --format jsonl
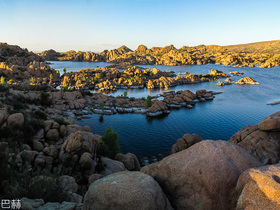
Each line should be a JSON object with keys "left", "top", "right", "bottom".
{"left": 83, "top": 171, "right": 173, "bottom": 210}
{"left": 141, "top": 140, "right": 262, "bottom": 210}
{"left": 230, "top": 111, "right": 280, "bottom": 164}
{"left": 235, "top": 164, "right": 280, "bottom": 209}
{"left": 258, "top": 111, "right": 280, "bottom": 131}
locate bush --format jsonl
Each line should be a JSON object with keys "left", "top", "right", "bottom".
{"left": 145, "top": 95, "right": 152, "bottom": 107}
{"left": 54, "top": 118, "right": 69, "bottom": 125}
{"left": 123, "top": 91, "right": 128, "bottom": 98}
{"left": 33, "top": 110, "right": 47, "bottom": 120}
{"left": 99, "top": 101, "right": 105, "bottom": 110}
{"left": 0, "top": 85, "right": 9, "bottom": 92}
{"left": 40, "top": 92, "right": 52, "bottom": 107}
{"left": 1, "top": 166, "right": 66, "bottom": 202}
{"left": 1, "top": 76, "right": 5, "bottom": 84}
{"left": 63, "top": 84, "right": 68, "bottom": 91}
{"left": 102, "top": 127, "right": 120, "bottom": 159}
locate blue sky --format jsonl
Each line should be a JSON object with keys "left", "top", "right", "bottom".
{"left": 1, "top": 0, "right": 279, "bottom": 52}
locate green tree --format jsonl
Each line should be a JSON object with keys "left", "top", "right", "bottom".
{"left": 63, "top": 84, "right": 68, "bottom": 91}
{"left": 98, "top": 101, "right": 105, "bottom": 122}
{"left": 63, "top": 68, "right": 67, "bottom": 74}
{"left": 0, "top": 76, "right": 5, "bottom": 84}
{"left": 145, "top": 95, "right": 152, "bottom": 107}
{"left": 102, "top": 127, "right": 120, "bottom": 158}
{"left": 99, "top": 101, "right": 105, "bottom": 110}
{"left": 123, "top": 91, "right": 128, "bottom": 98}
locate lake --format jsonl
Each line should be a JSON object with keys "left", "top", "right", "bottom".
{"left": 49, "top": 61, "right": 280, "bottom": 159}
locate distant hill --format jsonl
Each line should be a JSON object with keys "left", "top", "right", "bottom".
{"left": 224, "top": 40, "right": 280, "bottom": 54}
{"left": 35, "top": 40, "right": 280, "bottom": 68}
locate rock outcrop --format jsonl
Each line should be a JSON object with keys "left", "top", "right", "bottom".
{"left": 37, "top": 41, "right": 280, "bottom": 68}
{"left": 147, "top": 100, "right": 169, "bottom": 116}
{"left": 230, "top": 111, "right": 280, "bottom": 164}
{"left": 141, "top": 140, "right": 262, "bottom": 210}
{"left": 235, "top": 77, "right": 260, "bottom": 85}
{"left": 0, "top": 42, "right": 42, "bottom": 66}
{"left": 258, "top": 111, "right": 280, "bottom": 131}
{"left": 235, "top": 164, "right": 280, "bottom": 209}
{"left": 83, "top": 171, "right": 173, "bottom": 210}
{"left": 115, "top": 153, "right": 141, "bottom": 171}
{"left": 171, "top": 133, "right": 202, "bottom": 153}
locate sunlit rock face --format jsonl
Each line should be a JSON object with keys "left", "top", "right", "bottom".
{"left": 230, "top": 111, "right": 280, "bottom": 164}
{"left": 141, "top": 140, "right": 262, "bottom": 210}
{"left": 235, "top": 164, "right": 280, "bottom": 210}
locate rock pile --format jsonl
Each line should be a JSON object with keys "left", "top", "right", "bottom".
{"left": 230, "top": 111, "right": 280, "bottom": 164}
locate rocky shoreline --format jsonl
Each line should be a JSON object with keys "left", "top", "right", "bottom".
{"left": 0, "top": 43, "right": 262, "bottom": 93}
{"left": 1, "top": 42, "right": 280, "bottom": 209}
{"left": 2, "top": 108, "right": 280, "bottom": 209}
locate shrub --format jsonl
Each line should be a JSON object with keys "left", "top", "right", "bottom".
{"left": 145, "top": 95, "right": 152, "bottom": 107}
{"left": 40, "top": 92, "right": 52, "bottom": 107}
{"left": 0, "top": 85, "right": 9, "bottom": 92}
{"left": 63, "top": 84, "right": 68, "bottom": 91}
{"left": 54, "top": 118, "right": 69, "bottom": 125}
{"left": 7, "top": 79, "right": 13, "bottom": 84}
{"left": 33, "top": 110, "right": 47, "bottom": 120}
{"left": 123, "top": 91, "right": 128, "bottom": 98}
{"left": 102, "top": 127, "right": 120, "bottom": 159}
{"left": 1, "top": 76, "right": 5, "bottom": 84}
{"left": 99, "top": 101, "right": 105, "bottom": 110}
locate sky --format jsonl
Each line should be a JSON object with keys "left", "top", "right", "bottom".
{"left": 0, "top": 0, "right": 280, "bottom": 53}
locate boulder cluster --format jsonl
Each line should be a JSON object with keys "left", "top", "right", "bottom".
{"left": 230, "top": 111, "right": 280, "bottom": 164}
{"left": 0, "top": 110, "right": 140, "bottom": 208}
{"left": 60, "top": 65, "right": 224, "bottom": 91}
{"left": 90, "top": 89, "right": 217, "bottom": 117}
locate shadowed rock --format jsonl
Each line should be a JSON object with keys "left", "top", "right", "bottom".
{"left": 84, "top": 171, "right": 173, "bottom": 210}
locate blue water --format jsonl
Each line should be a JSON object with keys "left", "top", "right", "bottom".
{"left": 48, "top": 61, "right": 111, "bottom": 75}
{"left": 49, "top": 62, "right": 280, "bottom": 159}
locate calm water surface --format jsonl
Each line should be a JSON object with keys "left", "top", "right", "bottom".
{"left": 48, "top": 61, "right": 111, "bottom": 75}
{"left": 49, "top": 62, "right": 280, "bottom": 159}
